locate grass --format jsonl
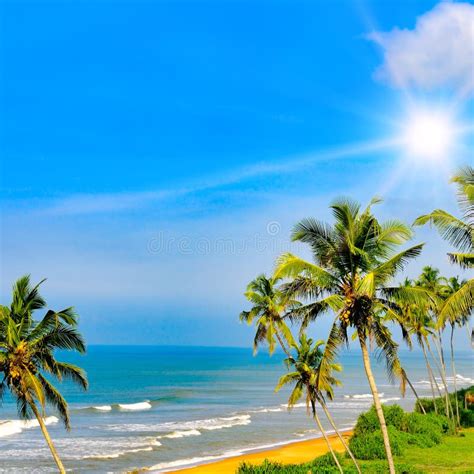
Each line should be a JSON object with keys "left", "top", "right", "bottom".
{"left": 387, "top": 428, "right": 474, "bottom": 473}
{"left": 237, "top": 429, "right": 474, "bottom": 473}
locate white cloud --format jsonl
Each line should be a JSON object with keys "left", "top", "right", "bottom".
{"left": 369, "top": 2, "right": 474, "bottom": 95}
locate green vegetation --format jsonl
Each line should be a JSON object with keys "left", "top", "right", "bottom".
{"left": 0, "top": 276, "right": 87, "bottom": 474}
{"left": 239, "top": 166, "right": 473, "bottom": 473}
{"left": 236, "top": 405, "right": 474, "bottom": 474}
{"left": 416, "top": 386, "right": 474, "bottom": 428}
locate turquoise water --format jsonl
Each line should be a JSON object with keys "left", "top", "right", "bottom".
{"left": 0, "top": 346, "right": 472, "bottom": 473}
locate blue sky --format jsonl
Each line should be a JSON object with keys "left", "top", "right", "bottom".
{"left": 1, "top": 0, "right": 473, "bottom": 347}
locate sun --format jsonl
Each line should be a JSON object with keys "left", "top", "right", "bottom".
{"left": 402, "top": 110, "right": 455, "bottom": 161}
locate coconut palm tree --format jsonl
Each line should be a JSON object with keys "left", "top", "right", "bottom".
{"left": 415, "top": 266, "right": 454, "bottom": 418}
{"left": 275, "top": 334, "right": 344, "bottom": 473}
{"left": 403, "top": 298, "right": 441, "bottom": 412}
{"left": 440, "top": 276, "right": 468, "bottom": 425}
{"left": 414, "top": 166, "right": 473, "bottom": 329}
{"left": 275, "top": 198, "right": 429, "bottom": 474}
{"left": 313, "top": 322, "right": 361, "bottom": 473}
{"left": 0, "top": 276, "right": 88, "bottom": 473}
{"left": 239, "top": 274, "right": 296, "bottom": 356}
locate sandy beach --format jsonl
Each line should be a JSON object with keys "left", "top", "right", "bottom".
{"left": 168, "top": 430, "right": 352, "bottom": 473}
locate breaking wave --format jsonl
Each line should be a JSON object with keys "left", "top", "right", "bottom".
{"left": 0, "top": 416, "right": 58, "bottom": 438}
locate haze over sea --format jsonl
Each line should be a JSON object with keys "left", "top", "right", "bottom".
{"left": 0, "top": 346, "right": 472, "bottom": 473}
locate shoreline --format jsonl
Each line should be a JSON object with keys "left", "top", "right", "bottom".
{"left": 160, "top": 430, "right": 352, "bottom": 473}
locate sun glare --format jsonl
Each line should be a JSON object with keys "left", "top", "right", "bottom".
{"left": 403, "top": 111, "right": 454, "bottom": 161}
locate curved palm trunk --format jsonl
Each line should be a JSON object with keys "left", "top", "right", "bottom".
{"left": 450, "top": 324, "right": 460, "bottom": 426}
{"left": 310, "top": 398, "right": 343, "bottom": 473}
{"left": 359, "top": 336, "right": 395, "bottom": 474}
{"left": 421, "top": 342, "right": 439, "bottom": 413}
{"left": 274, "top": 327, "right": 292, "bottom": 358}
{"left": 319, "top": 398, "right": 361, "bottom": 473}
{"left": 30, "top": 402, "right": 66, "bottom": 474}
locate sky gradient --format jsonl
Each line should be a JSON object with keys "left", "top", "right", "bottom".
{"left": 1, "top": 0, "right": 473, "bottom": 347}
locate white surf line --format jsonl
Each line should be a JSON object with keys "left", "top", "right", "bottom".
{"left": 145, "top": 427, "right": 355, "bottom": 473}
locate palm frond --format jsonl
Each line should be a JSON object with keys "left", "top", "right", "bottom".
{"left": 37, "top": 374, "right": 70, "bottom": 429}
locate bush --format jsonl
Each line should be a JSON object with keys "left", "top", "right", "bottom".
{"left": 415, "top": 385, "right": 474, "bottom": 429}
{"left": 353, "top": 404, "right": 405, "bottom": 436}
{"left": 402, "top": 412, "right": 445, "bottom": 447}
{"left": 349, "top": 426, "right": 405, "bottom": 460}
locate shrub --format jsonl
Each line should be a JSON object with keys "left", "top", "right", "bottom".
{"left": 460, "top": 408, "right": 474, "bottom": 427}
{"left": 415, "top": 386, "right": 474, "bottom": 429}
{"left": 349, "top": 426, "right": 405, "bottom": 460}
{"left": 353, "top": 404, "right": 405, "bottom": 436}
{"left": 402, "top": 412, "right": 444, "bottom": 446}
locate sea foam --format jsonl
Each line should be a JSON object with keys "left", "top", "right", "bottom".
{"left": 0, "top": 416, "right": 59, "bottom": 438}
{"left": 118, "top": 401, "right": 152, "bottom": 411}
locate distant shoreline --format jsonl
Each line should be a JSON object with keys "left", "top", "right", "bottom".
{"left": 147, "top": 430, "right": 352, "bottom": 473}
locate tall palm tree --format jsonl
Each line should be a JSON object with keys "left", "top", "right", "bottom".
{"left": 415, "top": 266, "right": 454, "bottom": 419}
{"left": 441, "top": 276, "right": 468, "bottom": 425}
{"left": 403, "top": 299, "right": 441, "bottom": 413}
{"left": 239, "top": 274, "right": 296, "bottom": 356}
{"left": 0, "top": 276, "right": 88, "bottom": 473}
{"left": 275, "top": 198, "right": 429, "bottom": 474}
{"left": 275, "top": 334, "right": 344, "bottom": 473}
{"left": 414, "top": 166, "right": 473, "bottom": 330}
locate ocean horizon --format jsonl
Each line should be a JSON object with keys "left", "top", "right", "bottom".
{"left": 0, "top": 345, "right": 472, "bottom": 473}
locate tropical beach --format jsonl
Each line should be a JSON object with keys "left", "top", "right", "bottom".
{"left": 1, "top": 0, "right": 474, "bottom": 473}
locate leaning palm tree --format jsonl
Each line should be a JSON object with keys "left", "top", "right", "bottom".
{"left": 275, "top": 198, "right": 429, "bottom": 474}
{"left": 414, "top": 166, "right": 473, "bottom": 329}
{"left": 0, "top": 276, "right": 88, "bottom": 473}
{"left": 239, "top": 274, "right": 296, "bottom": 356}
{"left": 275, "top": 334, "right": 344, "bottom": 473}
{"left": 312, "top": 324, "right": 361, "bottom": 473}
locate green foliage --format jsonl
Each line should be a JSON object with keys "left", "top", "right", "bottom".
{"left": 349, "top": 404, "right": 450, "bottom": 460}
{"left": 236, "top": 428, "right": 474, "bottom": 473}
{"left": 236, "top": 453, "right": 344, "bottom": 474}
{"left": 353, "top": 404, "right": 405, "bottom": 437}
{"left": 415, "top": 386, "right": 474, "bottom": 428}
{"left": 349, "top": 425, "right": 405, "bottom": 460}
{"left": 460, "top": 408, "right": 474, "bottom": 427}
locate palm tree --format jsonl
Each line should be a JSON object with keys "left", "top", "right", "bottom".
{"left": 275, "top": 198, "right": 429, "bottom": 474}
{"left": 0, "top": 276, "right": 88, "bottom": 473}
{"left": 441, "top": 276, "right": 468, "bottom": 425}
{"left": 313, "top": 323, "right": 361, "bottom": 473}
{"left": 403, "top": 298, "right": 441, "bottom": 413}
{"left": 239, "top": 274, "right": 296, "bottom": 356}
{"left": 414, "top": 166, "right": 473, "bottom": 330}
{"left": 275, "top": 334, "right": 344, "bottom": 473}
{"left": 415, "top": 266, "right": 454, "bottom": 419}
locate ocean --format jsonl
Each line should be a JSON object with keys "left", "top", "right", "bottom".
{"left": 0, "top": 346, "right": 472, "bottom": 473}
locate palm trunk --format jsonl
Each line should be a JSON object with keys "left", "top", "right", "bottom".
{"left": 421, "top": 342, "right": 439, "bottom": 413}
{"left": 310, "top": 398, "right": 343, "bottom": 473}
{"left": 319, "top": 397, "right": 361, "bottom": 473}
{"left": 429, "top": 339, "right": 454, "bottom": 420}
{"left": 359, "top": 335, "right": 395, "bottom": 474}
{"left": 30, "top": 402, "right": 66, "bottom": 474}
{"left": 434, "top": 332, "right": 454, "bottom": 420}
{"left": 404, "top": 372, "right": 426, "bottom": 414}
{"left": 274, "top": 327, "right": 292, "bottom": 358}
{"left": 450, "top": 324, "right": 460, "bottom": 426}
